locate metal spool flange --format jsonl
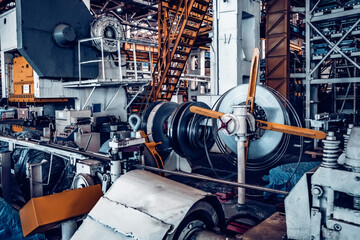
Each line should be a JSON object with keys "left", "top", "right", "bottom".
{"left": 168, "top": 102, "right": 215, "bottom": 160}
{"left": 168, "top": 102, "right": 193, "bottom": 158}
{"left": 146, "top": 102, "right": 179, "bottom": 158}
{"left": 216, "top": 84, "right": 286, "bottom": 161}
{"left": 141, "top": 101, "right": 164, "bottom": 131}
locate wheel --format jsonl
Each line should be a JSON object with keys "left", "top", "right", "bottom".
{"left": 168, "top": 200, "right": 223, "bottom": 240}
{"left": 71, "top": 173, "right": 94, "bottom": 189}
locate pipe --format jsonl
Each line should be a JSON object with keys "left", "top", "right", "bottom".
{"left": 235, "top": 106, "right": 248, "bottom": 205}
{"left": 135, "top": 165, "right": 289, "bottom": 196}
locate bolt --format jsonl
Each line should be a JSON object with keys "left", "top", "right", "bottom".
{"left": 334, "top": 224, "right": 342, "bottom": 231}
{"left": 188, "top": 223, "right": 192, "bottom": 229}
{"left": 312, "top": 186, "right": 322, "bottom": 196}
{"left": 355, "top": 176, "right": 360, "bottom": 181}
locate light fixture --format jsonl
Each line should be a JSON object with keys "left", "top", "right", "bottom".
{"left": 116, "top": 7, "right": 122, "bottom": 13}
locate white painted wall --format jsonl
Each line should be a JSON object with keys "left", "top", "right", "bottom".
{"left": 210, "top": 0, "right": 260, "bottom": 95}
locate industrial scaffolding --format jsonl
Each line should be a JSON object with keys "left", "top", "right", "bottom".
{"left": 305, "top": 0, "right": 360, "bottom": 126}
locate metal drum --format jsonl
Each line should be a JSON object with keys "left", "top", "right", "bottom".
{"left": 143, "top": 101, "right": 179, "bottom": 159}
{"left": 168, "top": 102, "right": 215, "bottom": 161}
{"left": 215, "top": 84, "right": 289, "bottom": 170}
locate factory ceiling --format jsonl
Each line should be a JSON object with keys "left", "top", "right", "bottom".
{"left": 0, "top": 0, "right": 212, "bottom": 46}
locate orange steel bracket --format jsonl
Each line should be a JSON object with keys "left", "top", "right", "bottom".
{"left": 189, "top": 106, "right": 326, "bottom": 140}
{"left": 20, "top": 184, "right": 103, "bottom": 237}
{"left": 245, "top": 48, "right": 260, "bottom": 160}
{"left": 139, "top": 130, "right": 165, "bottom": 175}
{"left": 190, "top": 106, "right": 224, "bottom": 119}
{"left": 246, "top": 48, "right": 260, "bottom": 114}
{"left": 256, "top": 120, "right": 326, "bottom": 140}
{"left": 12, "top": 125, "right": 23, "bottom": 133}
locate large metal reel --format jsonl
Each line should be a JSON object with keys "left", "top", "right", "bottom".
{"left": 144, "top": 101, "right": 179, "bottom": 159}
{"left": 168, "top": 102, "right": 215, "bottom": 161}
{"left": 216, "top": 84, "right": 286, "bottom": 161}
{"left": 91, "top": 15, "right": 125, "bottom": 53}
{"left": 140, "top": 101, "right": 164, "bottom": 131}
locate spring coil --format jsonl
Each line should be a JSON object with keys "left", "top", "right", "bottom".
{"left": 322, "top": 132, "right": 341, "bottom": 168}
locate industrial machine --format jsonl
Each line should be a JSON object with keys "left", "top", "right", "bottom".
{"left": 0, "top": 0, "right": 359, "bottom": 240}
{"left": 286, "top": 128, "right": 360, "bottom": 240}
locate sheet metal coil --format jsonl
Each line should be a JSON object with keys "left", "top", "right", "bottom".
{"left": 142, "top": 101, "right": 215, "bottom": 161}
{"left": 142, "top": 101, "right": 179, "bottom": 160}
{"left": 216, "top": 84, "right": 285, "bottom": 159}
{"left": 168, "top": 102, "right": 215, "bottom": 161}
{"left": 214, "top": 84, "right": 291, "bottom": 171}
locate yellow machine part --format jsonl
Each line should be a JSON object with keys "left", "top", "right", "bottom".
{"left": 139, "top": 130, "right": 165, "bottom": 175}
{"left": 20, "top": 184, "right": 103, "bottom": 237}
{"left": 11, "top": 125, "right": 23, "bottom": 133}
{"left": 189, "top": 106, "right": 326, "bottom": 140}
{"left": 9, "top": 57, "right": 67, "bottom": 103}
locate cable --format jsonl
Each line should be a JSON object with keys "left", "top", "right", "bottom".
{"left": 265, "top": 86, "right": 304, "bottom": 189}
{"left": 203, "top": 120, "right": 219, "bottom": 178}
{"left": 202, "top": 93, "right": 227, "bottom": 178}
{"left": 201, "top": 88, "right": 238, "bottom": 177}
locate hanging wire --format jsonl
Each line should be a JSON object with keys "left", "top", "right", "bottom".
{"left": 265, "top": 86, "right": 304, "bottom": 188}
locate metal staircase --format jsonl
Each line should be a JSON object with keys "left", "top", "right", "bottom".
{"left": 138, "top": 0, "right": 211, "bottom": 111}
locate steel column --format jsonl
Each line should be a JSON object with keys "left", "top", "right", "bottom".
{"left": 265, "top": 0, "right": 290, "bottom": 99}
{"left": 305, "top": 0, "right": 311, "bottom": 127}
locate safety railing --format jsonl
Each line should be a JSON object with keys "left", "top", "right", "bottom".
{"left": 77, "top": 37, "right": 156, "bottom": 87}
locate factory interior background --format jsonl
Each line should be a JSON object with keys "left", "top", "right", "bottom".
{"left": 0, "top": 0, "right": 359, "bottom": 239}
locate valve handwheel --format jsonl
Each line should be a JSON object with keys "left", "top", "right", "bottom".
{"left": 216, "top": 117, "right": 233, "bottom": 135}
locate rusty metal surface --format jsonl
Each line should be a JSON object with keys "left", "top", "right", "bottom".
{"left": 241, "top": 212, "right": 287, "bottom": 240}
{"left": 72, "top": 170, "right": 213, "bottom": 240}
{"left": 265, "top": 0, "right": 290, "bottom": 99}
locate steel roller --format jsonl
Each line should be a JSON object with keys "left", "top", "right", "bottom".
{"left": 143, "top": 101, "right": 179, "bottom": 160}
{"left": 168, "top": 102, "right": 215, "bottom": 161}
